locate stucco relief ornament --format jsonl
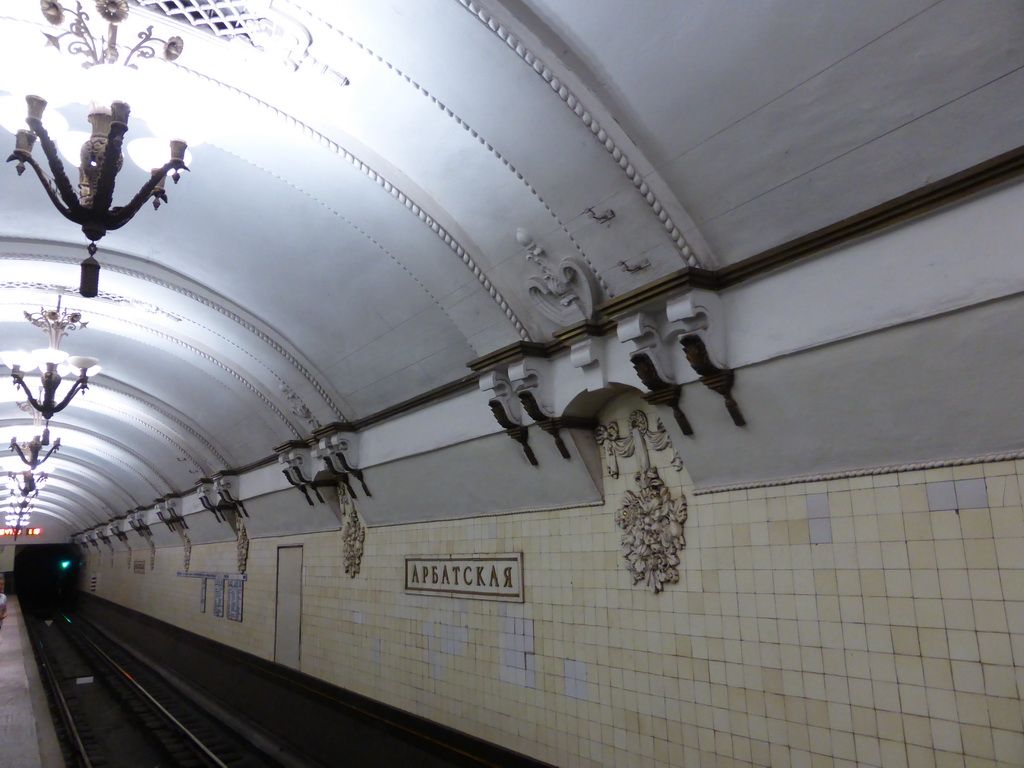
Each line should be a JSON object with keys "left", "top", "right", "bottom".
{"left": 341, "top": 489, "right": 365, "bottom": 578}
{"left": 236, "top": 519, "right": 249, "bottom": 574}
{"left": 595, "top": 411, "right": 683, "bottom": 476}
{"left": 518, "top": 228, "right": 598, "bottom": 327}
{"left": 182, "top": 530, "right": 192, "bottom": 572}
{"left": 597, "top": 409, "right": 688, "bottom": 593}
{"left": 149, "top": 538, "right": 156, "bottom": 570}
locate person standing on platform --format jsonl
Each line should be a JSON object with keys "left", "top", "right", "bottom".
{"left": 0, "top": 575, "right": 6, "bottom": 632}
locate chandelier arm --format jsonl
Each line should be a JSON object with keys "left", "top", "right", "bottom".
{"left": 24, "top": 119, "right": 85, "bottom": 217}
{"left": 10, "top": 375, "right": 45, "bottom": 415}
{"left": 107, "top": 161, "right": 186, "bottom": 230}
{"left": 17, "top": 157, "right": 78, "bottom": 220}
{"left": 40, "top": 443, "right": 60, "bottom": 466}
{"left": 66, "top": 5, "right": 100, "bottom": 65}
{"left": 47, "top": 375, "right": 89, "bottom": 418}
{"left": 122, "top": 27, "right": 161, "bottom": 69}
{"left": 10, "top": 440, "right": 29, "bottom": 466}
{"left": 89, "top": 122, "right": 129, "bottom": 218}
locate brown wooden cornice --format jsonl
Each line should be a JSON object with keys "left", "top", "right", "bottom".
{"left": 552, "top": 320, "right": 614, "bottom": 346}
{"left": 718, "top": 143, "right": 1024, "bottom": 287}
{"left": 311, "top": 421, "right": 357, "bottom": 440}
{"left": 467, "top": 341, "right": 554, "bottom": 372}
{"left": 597, "top": 268, "right": 720, "bottom": 321}
{"left": 272, "top": 440, "right": 309, "bottom": 455}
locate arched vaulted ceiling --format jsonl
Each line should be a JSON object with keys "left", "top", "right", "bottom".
{"left": 1, "top": 0, "right": 1022, "bottom": 539}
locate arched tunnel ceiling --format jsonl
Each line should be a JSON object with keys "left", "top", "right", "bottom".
{"left": 1, "top": 0, "right": 1022, "bottom": 536}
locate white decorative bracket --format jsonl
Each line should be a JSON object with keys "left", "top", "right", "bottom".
{"left": 666, "top": 289, "right": 745, "bottom": 426}
{"left": 108, "top": 518, "right": 129, "bottom": 544}
{"left": 127, "top": 509, "right": 152, "bottom": 538}
{"left": 276, "top": 442, "right": 324, "bottom": 506}
{"left": 617, "top": 311, "right": 693, "bottom": 436}
{"left": 509, "top": 359, "right": 579, "bottom": 460}
{"left": 155, "top": 497, "right": 187, "bottom": 533}
{"left": 314, "top": 432, "right": 371, "bottom": 499}
{"left": 480, "top": 369, "right": 537, "bottom": 466}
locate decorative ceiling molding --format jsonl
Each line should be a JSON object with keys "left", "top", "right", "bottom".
{"left": 163, "top": 62, "right": 532, "bottom": 341}
{"left": 0, "top": 281, "right": 182, "bottom": 322}
{"left": 104, "top": 315, "right": 303, "bottom": 439}
{"left": 2, "top": 431, "right": 144, "bottom": 510}
{"left": 210, "top": 143, "right": 464, "bottom": 353}
{"left": 62, "top": 392, "right": 211, "bottom": 477}
{"left": 456, "top": 0, "right": 701, "bottom": 268}
{"left": 280, "top": 0, "right": 613, "bottom": 300}
{"left": 12, "top": 505, "right": 78, "bottom": 528}
{"left": 11, "top": 422, "right": 170, "bottom": 497}
{"left": 103, "top": 383, "right": 231, "bottom": 469}
{"left": 28, "top": 481, "right": 116, "bottom": 524}
{"left": 0, "top": 263, "right": 318, "bottom": 436}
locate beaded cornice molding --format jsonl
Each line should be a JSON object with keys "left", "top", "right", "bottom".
{"left": 63, "top": 396, "right": 209, "bottom": 476}
{"left": 111, "top": 315, "right": 303, "bottom": 440}
{"left": 279, "top": 0, "right": 613, "bottom": 300}
{"left": 0, "top": 265, "right": 325, "bottom": 435}
{"left": 171, "top": 63, "right": 532, "bottom": 342}
{"left": 211, "top": 144, "right": 468, "bottom": 357}
{"left": 48, "top": 424, "right": 171, "bottom": 497}
{"left": 692, "top": 448, "right": 1024, "bottom": 496}
{"left": 456, "top": 0, "right": 700, "bottom": 268}
{"left": 26, "top": 452, "right": 142, "bottom": 511}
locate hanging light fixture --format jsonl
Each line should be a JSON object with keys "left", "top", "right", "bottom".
{"left": 6, "top": 470, "right": 47, "bottom": 499}
{"left": 6, "top": 1, "right": 188, "bottom": 298}
{"left": 5, "top": 498, "right": 34, "bottom": 540}
{"left": 10, "top": 432, "right": 61, "bottom": 470}
{"left": 1, "top": 297, "right": 99, "bottom": 422}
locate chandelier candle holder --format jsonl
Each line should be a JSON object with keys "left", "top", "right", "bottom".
{"left": 6, "top": 470, "right": 47, "bottom": 499}
{"left": 10, "top": 432, "right": 61, "bottom": 469}
{"left": 7, "top": 95, "right": 188, "bottom": 297}
{"left": 2, "top": 298, "right": 99, "bottom": 421}
{"left": 3, "top": 349, "right": 99, "bottom": 421}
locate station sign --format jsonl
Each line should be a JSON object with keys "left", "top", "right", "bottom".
{"left": 405, "top": 553, "right": 524, "bottom": 602}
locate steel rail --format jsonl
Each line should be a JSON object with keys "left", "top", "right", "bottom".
{"left": 59, "top": 613, "right": 232, "bottom": 768}
{"left": 26, "top": 618, "right": 94, "bottom": 768}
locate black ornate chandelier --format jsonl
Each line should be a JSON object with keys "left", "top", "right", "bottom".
{"left": 6, "top": 0, "right": 189, "bottom": 298}
{"left": 10, "top": 432, "right": 61, "bottom": 470}
{"left": 1, "top": 298, "right": 99, "bottom": 422}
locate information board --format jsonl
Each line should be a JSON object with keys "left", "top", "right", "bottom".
{"left": 213, "top": 578, "right": 225, "bottom": 618}
{"left": 226, "top": 579, "right": 244, "bottom": 622}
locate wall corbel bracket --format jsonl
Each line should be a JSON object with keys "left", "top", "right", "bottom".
{"left": 489, "top": 400, "right": 538, "bottom": 466}
{"left": 156, "top": 498, "right": 187, "bottom": 532}
{"left": 127, "top": 510, "right": 152, "bottom": 537}
{"left": 630, "top": 352, "right": 693, "bottom": 436}
{"left": 680, "top": 335, "right": 745, "bottom": 426}
{"left": 313, "top": 432, "right": 371, "bottom": 499}
{"left": 481, "top": 370, "right": 538, "bottom": 466}
{"left": 216, "top": 477, "right": 249, "bottom": 519}
{"left": 282, "top": 464, "right": 322, "bottom": 506}
{"left": 109, "top": 521, "right": 129, "bottom": 544}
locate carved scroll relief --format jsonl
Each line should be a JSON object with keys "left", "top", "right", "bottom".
{"left": 340, "top": 488, "right": 365, "bottom": 578}
{"left": 597, "top": 409, "right": 687, "bottom": 594}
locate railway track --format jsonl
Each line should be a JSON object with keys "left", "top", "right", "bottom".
{"left": 26, "top": 611, "right": 293, "bottom": 768}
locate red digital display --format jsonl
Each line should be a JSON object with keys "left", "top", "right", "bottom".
{"left": 0, "top": 527, "right": 41, "bottom": 536}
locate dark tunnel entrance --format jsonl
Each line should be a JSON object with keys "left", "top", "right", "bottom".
{"left": 11, "top": 544, "right": 83, "bottom": 613}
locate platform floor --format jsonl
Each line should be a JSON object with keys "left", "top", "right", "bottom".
{"left": 0, "top": 595, "right": 64, "bottom": 768}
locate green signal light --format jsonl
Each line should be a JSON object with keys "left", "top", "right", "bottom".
{"left": 60, "top": 560, "right": 71, "bottom": 569}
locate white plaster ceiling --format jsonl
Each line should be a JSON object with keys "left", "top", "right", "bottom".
{"left": 0, "top": 0, "right": 1020, "bottom": 537}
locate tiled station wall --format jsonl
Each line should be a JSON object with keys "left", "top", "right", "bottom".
{"left": 84, "top": 398, "right": 1024, "bottom": 767}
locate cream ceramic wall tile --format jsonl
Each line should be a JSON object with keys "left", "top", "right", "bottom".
{"left": 87, "top": 400, "right": 1024, "bottom": 767}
